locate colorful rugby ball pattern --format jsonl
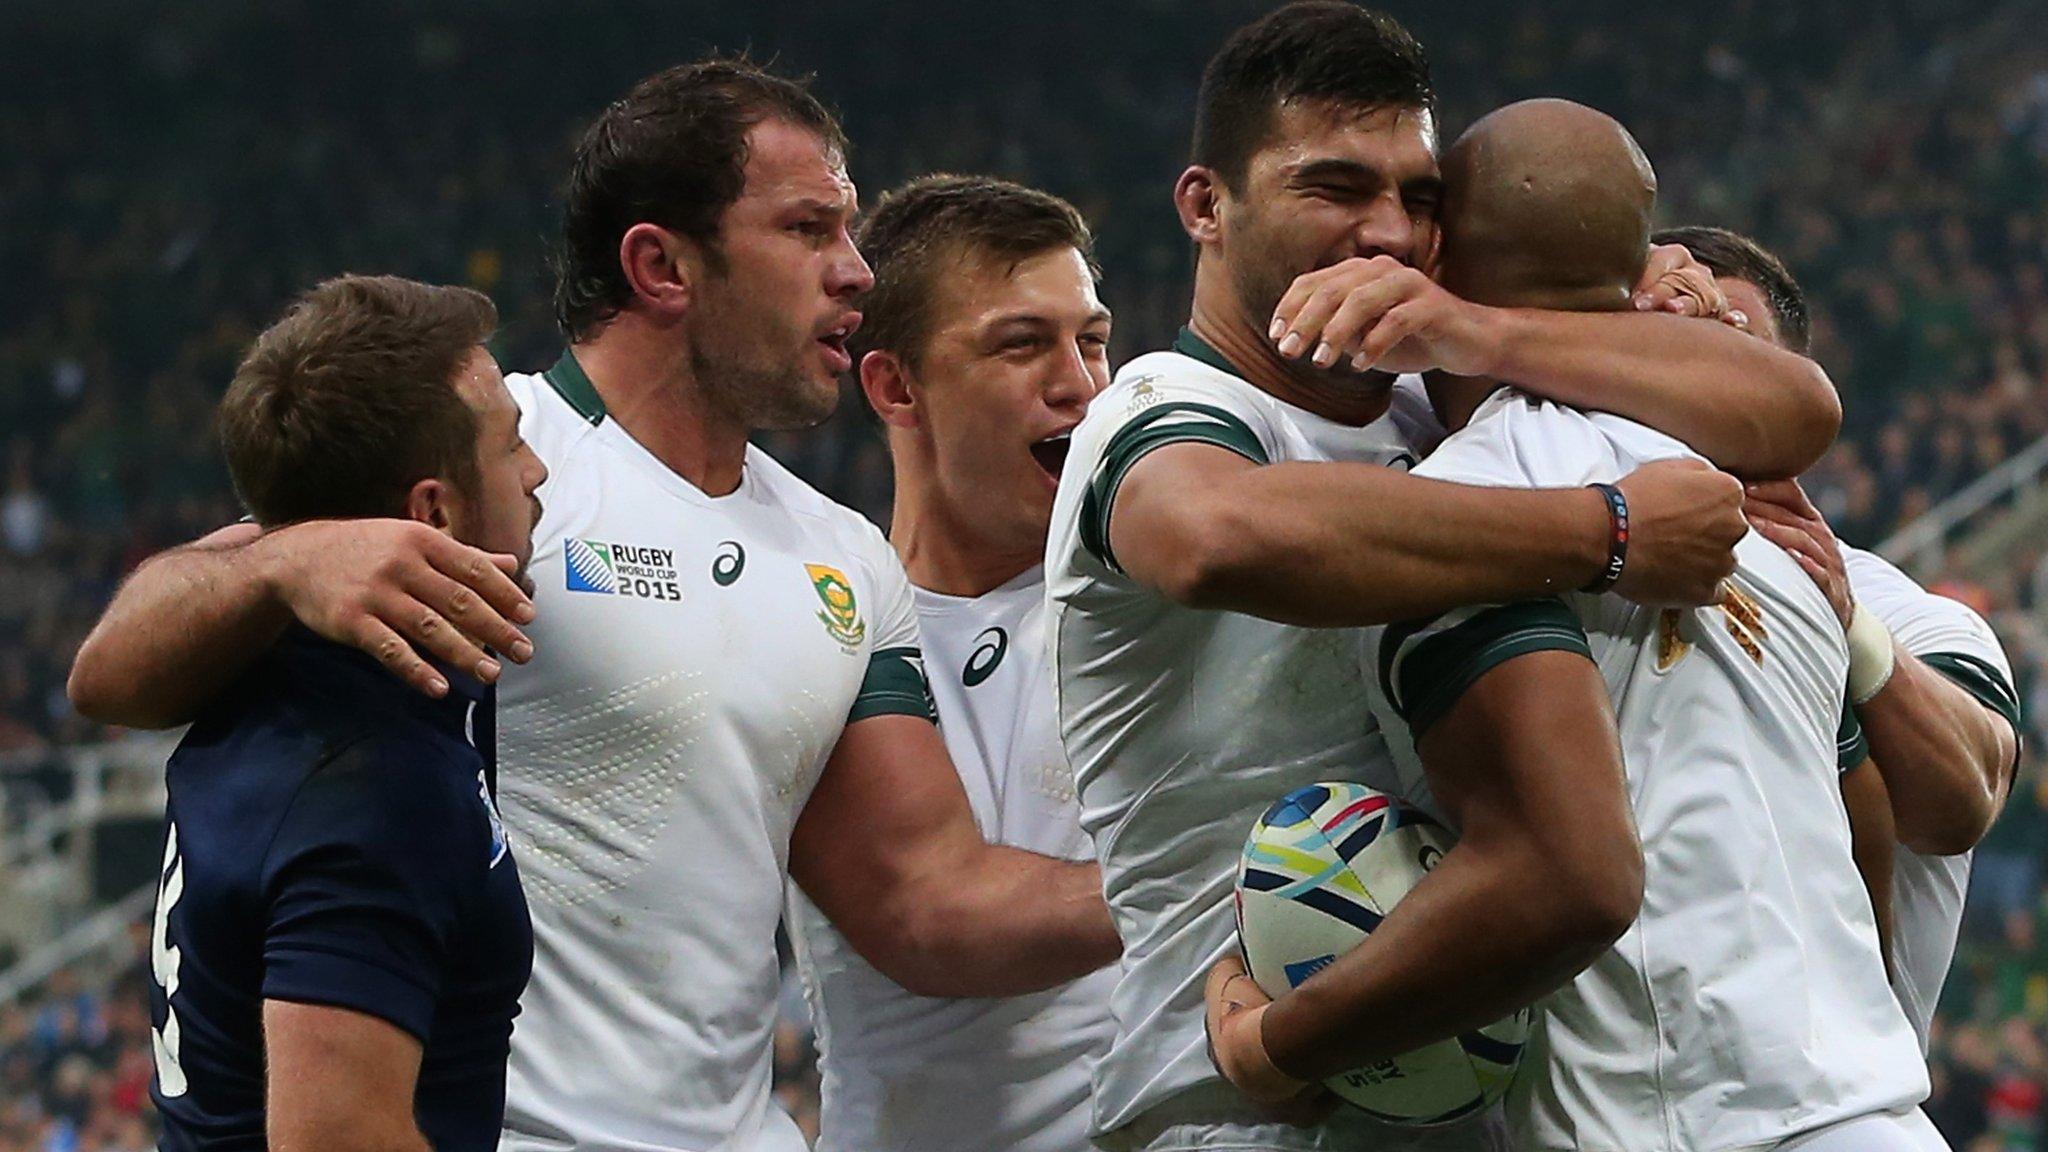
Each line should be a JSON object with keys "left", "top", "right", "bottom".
{"left": 1235, "top": 781, "right": 1530, "bottom": 1126}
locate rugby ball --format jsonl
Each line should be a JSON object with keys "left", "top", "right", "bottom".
{"left": 1235, "top": 781, "right": 1529, "bottom": 1126}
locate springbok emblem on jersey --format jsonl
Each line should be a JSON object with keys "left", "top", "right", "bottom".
{"left": 1656, "top": 584, "right": 1768, "bottom": 672}
{"left": 804, "top": 564, "right": 866, "bottom": 647}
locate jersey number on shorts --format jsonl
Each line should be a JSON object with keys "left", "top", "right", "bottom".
{"left": 150, "top": 822, "right": 189, "bottom": 1097}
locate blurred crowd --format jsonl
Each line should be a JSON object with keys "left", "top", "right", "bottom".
{"left": 5, "top": 0, "right": 2048, "bottom": 1147}
{"left": 0, "top": 936, "right": 155, "bottom": 1152}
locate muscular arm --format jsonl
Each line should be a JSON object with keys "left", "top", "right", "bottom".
{"left": 1255, "top": 651, "right": 1642, "bottom": 1081}
{"left": 789, "top": 714, "right": 1120, "bottom": 999}
{"left": 1859, "top": 652, "right": 2019, "bottom": 856}
{"left": 1109, "top": 446, "right": 1740, "bottom": 626}
{"left": 67, "top": 520, "right": 533, "bottom": 729}
{"left": 1274, "top": 255, "right": 1839, "bottom": 478}
{"left": 1743, "top": 482, "right": 2019, "bottom": 856}
{"left": 67, "top": 523, "right": 282, "bottom": 728}
{"left": 1483, "top": 307, "right": 1840, "bottom": 480}
{"left": 1841, "top": 759, "right": 1898, "bottom": 978}
{"left": 264, "top": 1001, "right": 428, "bottom": 1152}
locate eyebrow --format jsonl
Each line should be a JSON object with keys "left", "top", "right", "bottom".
{"left": 1290, "top": 158, "right": 1382, "bottom": 184}
{"left": 789, "top": 195, "right": 855, "bottom": 216}
{"left": 986, "top": 307, "right": 1115, "bottom": 328}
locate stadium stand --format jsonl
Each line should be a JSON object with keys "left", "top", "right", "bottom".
{"left": 4, "top": 1, "right": 2048, "bottom": 1146}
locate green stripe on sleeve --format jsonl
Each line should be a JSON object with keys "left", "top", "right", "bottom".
{"left": 1386, "top": 600, "right": 1593, "bottom": 737}
{"left": 1079, "top": 402, "right": 1269, "bottom": 573}
{"left": 847, "top": 646, "right": 938, "bottom": 724}
{"left": 1920, "top": 652, "right": 2024, "bottom": 736}
{"left": 1920, "top": 651, "right": 2025, "bottom": 769}
{"left": 1837, "top": 703, "right": 1870, "bottom": 774}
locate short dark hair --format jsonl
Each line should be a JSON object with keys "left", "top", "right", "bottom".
{"left": 852, "top": 174, "right": 1099, "bottom": 366}
{"left": 1651, "top": 225, "right": 1811, "bottom": 354}
{"left": 219, "top": 275, "right": 497, "bottom": 526}
{"left": 1193, "top": 2, "right": 1434, "bottom": 191}
{"left": 553, "top": 57, "right": 849, "bottom": 340}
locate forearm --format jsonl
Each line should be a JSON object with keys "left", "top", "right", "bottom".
{"left": 1841, "top": 759, "right": 1898, "bottom": 979}
{"left": 1260, "top": 840, "right": 1610, "bottom": 1081}
{"left": 881, "top": 847, "right": 1118, "bottom": 998}
{"left": 1173, "top": 464, "right": 1605, "bottom": 626}
{"left": 1486, "top": 308, "right": 1840, "bottom": 479}
{"left": 1860, "top": 653, "right": 2017, "bottom": 855}
{"left": 68, "top": 528, "right": 288, "bottom": 728}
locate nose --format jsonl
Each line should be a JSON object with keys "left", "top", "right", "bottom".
{"left": 1044, "top": 339, "right": 1102, "bottom": 411}
{"left": 828, "top": 229, "right": 875, "bottom": 298}
{"left": 1351, "top": 191, "right": 1417, "bottom": 264}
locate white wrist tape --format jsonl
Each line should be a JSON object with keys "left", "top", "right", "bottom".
{"left": 1846, "top": 604, "right": 1897, "bottom": 706}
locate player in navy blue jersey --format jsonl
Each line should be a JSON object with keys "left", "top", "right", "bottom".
{"left": 143, "top": 275, "right": 546, "bottom": 1152}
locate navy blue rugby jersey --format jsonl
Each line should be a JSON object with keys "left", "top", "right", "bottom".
{"left": 148, "top": 626, "right": 531, "bottom": 1152}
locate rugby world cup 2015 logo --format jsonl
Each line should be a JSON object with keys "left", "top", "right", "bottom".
{"left": 805, "top": 563, "right": 866, "bottom": 647}
{"left": 565, "top": 538, "right": 682, "bottom": 602}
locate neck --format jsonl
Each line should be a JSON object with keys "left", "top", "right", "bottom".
{"left": 1422, "top": 371, "right": 1504, "bottom": 434}
{"left": 1187, "top": 262, "right": 1392, "bottom": 426}
{"left": 888, "top": 451, "right": 1038, "bottom": 598}
{"left": 571, "top": 317, "right": 752, "bottom": 497}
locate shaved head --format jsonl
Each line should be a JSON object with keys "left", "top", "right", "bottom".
{"left": 1437, "top": 98, "right": 1656, "bottom": 312}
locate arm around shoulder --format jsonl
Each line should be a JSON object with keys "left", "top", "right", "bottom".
{"left": 68, "top": 519, "right": 535, "bottom": 728}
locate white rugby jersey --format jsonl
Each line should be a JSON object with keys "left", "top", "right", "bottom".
{"left": 1842, "top": 545, "right": 2022, "bottom": 1051}
{"left": 1360, "top": 388, "right": 1926, "bottom": 1152}
{"left": 494, "top": 353, "right": 933, "bottom": 1152}
{"left": 1046, "top": 331, "right": 1491, "bottom": 1150}
{"left": 787, "top": 566, "right": 1118, "bottom": 1152}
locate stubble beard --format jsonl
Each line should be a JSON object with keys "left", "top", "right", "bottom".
{"left": 691, "top": 332, "right": 839, "bottom": 433}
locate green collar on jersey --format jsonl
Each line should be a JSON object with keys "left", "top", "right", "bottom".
{"left": 543, "top": 349, "right": 607, "bottom": 426}
{"left": 1172, "top": 326, "right": 1247, "bottom": 380}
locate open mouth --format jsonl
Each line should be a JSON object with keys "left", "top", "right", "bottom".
{"left": 817, "top": 314, "right": 859, "bottom": 372}
{"left": 817, "top": 329, "right": 852, "bottom": 371}
{"left": 1029, "top": 431, "right": 1073, "bottom": 479}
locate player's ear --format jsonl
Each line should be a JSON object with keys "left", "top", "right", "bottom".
{"left": 404, "top": 478, "right": 458, "bottom": 536}
{"left": 1175, "top": 166, "right": 1224, "bottom": 246}
{"left": 859, "top": 349, "right": 919, "bottom": 430}
{"left": 618, "top": 223, "right": 694, "bottom": 319}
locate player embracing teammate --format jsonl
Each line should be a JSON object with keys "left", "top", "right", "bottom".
{"left": 68, "top": 5, "right": 2023, "bottom": 1152}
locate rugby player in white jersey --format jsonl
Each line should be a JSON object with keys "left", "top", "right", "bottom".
{"left": 1046, "top": 6, "right": 1854, "bottom": 1151}
{"left": 1657, "top": 226, "right": 2025, "bottom": 1059}
{"left": 68, "top": 60, "right": 1120, "bottom": 1152}
{"left": 1206, "top": 99, "right": 1933, "bottom": 1152}
{"left": 779, "top": 173, "right": 1119, "bottom": 1152}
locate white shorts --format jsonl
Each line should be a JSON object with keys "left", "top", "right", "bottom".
{"left": 1774, "top": 1109, "right": 1952, "bottom": 1152}
{"left": 1092, "top": 1086, "right": 1507, "bottom": 1152}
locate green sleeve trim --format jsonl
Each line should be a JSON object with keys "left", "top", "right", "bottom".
{"left": 1920, "top": 651, "right": 2025, "bottom": 769}
{"left": 847, "top": 646, "right": 937, "bottom": 724}
{"left": 1078, "top": 402, "right": 1268, "bottom": 574}
{"left": 1920, "top": 652, "right": 2024, "bottom": 735}
{"left": 1837, "top": 703, "right": 1870, "bottom": 774}
{"left": 1382, "top": 600, "right": 1593, "bottom": 737}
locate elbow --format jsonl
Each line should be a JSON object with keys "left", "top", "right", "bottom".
{"left": 66, "top": 645, "right": 174, "bottom": 731}
{"left": 64, "top": 646, "right": 134, "bottom": 729}
{"left": 1896, "top": 786, "right": 1998, "bottom": 858}
{"left": 1152, "top": 504, "right": 1270, "bottom": 611}
{"left": 1538, "top": 838, "right": 1644, "bottom": 966}
{"left": 846, "top": 894, "right": 977, "bottom": 999}
{"left": 1752, "top": 358, "right": 1842, "bottom": 480}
